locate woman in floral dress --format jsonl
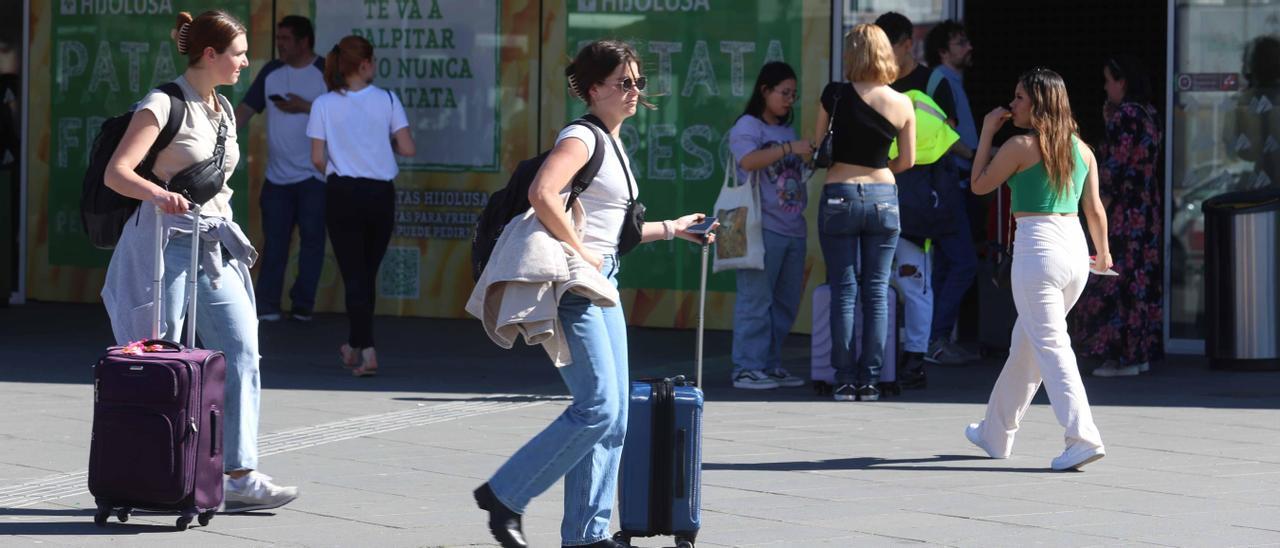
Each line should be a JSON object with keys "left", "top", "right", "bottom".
{"left": 1072, "top": 54, "right": 1164, "bottom": 377}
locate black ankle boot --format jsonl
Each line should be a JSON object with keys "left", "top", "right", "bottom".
{"left": 474, "top": 483, "right": 527, "bottom": 548}
{"left": 898, "top": 353, "right": 928, "bottom": 389}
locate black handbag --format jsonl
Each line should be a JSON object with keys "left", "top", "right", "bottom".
{"left": 166, "top": 115, "right": 228, "bottom": 206}
{"left": 812, "top": 84, "right": 841, "bottom": 168}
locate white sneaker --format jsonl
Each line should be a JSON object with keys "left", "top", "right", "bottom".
{"left": 1092, "top": 361, "right": 1140, "bottom": 377}
{"left": 965, "top": 423, "right": 1006, "bottom": 459}
{"left": 732, "top": 369, "right": 780, "bottom": 390}
{"left": 1052, "top": 444, "right": 1105, "bottom": 471}
{"left": 223, "top": 472, "right": 299, "bottom": 513}
{"left": 766, "top": 367, "right": 805, "bottom": 388}
{"left": 258, "top": 312, "right": 282, "bottom": 322}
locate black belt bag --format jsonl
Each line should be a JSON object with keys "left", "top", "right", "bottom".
{"left": 166, "top": 116, "right": 228, "bottom": 206}
{"left": 618, "top": 197, "right": 645, "bottom": 256}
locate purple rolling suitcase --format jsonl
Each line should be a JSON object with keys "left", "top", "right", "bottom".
{"left": 810, "top": 283, "right": 900, "bottom": 395}
{"left": 89, "top": 205, "right": 226, "bottom": 530}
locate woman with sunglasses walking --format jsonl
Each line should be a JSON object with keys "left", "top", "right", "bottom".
{"left": 473, "top": 40, "right": 713, "bottom": 548}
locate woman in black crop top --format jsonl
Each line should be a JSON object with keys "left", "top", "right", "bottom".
{"left": 811, "top": 24, "right": 916, "bottom": 402}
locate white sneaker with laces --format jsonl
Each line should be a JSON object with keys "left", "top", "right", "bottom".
{"left": 223, "top": 472, "right": 299, "bottom": 513}
{"left": 732, "top": 369, "right": 780, "bottom": 390}
{"left": 766, "top": 367, "right": 805, "bottom": 388}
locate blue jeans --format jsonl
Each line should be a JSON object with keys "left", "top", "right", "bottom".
{"left": 161, "top": 232, "right": 260, "bottom": 473}
{"left": 488, "top": 255, "right": 628, "bottom": 546}
{"left": 257, "top": 178, "right": 326, "bottom": 314}
{"left": 733, "top": 229, "right": 805, "bottom": 372}
{"left": 930, "top": 189, "right": 977, "bottom": 342}
{"left": 818, "top": 183, "right": 900, "bottom": 386}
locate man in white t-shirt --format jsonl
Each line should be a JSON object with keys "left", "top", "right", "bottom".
{"left": 236, "top": 16, "right": 327, "bottom": 322}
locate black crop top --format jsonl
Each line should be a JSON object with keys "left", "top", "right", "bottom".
{"left": 820, "top": 82, "right": 897, "bottom": 169}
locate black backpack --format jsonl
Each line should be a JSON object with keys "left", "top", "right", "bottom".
{"left": 80, "top": 83, "right": 186, "bottom": 249}
{"left": 471, "top": 119, "right": 605, "bottom": 281}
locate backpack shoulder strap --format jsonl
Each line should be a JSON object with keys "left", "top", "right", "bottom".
{"left": 564, "top": 119, "right": 606, "bottom": 211}
{"left": 153, "top": 82, "right": 186, "bottom": 153}
{"left": 926, "top": 69, "right": 945, "bottom": 98}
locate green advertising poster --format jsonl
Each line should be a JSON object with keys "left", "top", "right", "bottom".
{"left": 49, "top": 1, "right": 251, "bottom": 267}
{"left": 566, "top": 0, "right": 803, "bottom": 293}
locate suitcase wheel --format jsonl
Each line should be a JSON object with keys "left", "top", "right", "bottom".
{"left": 116, "top": 508, "right": 131, "bottom": 523}
{"left": 176, "top": 513, "right": 195, "bottom": 531}
{"left": 676, "top": 539, "right": 695, "bottom": 548}
{"left": 611, "top": 532, "right": 631, "bottom": 547}
{"left": 93, "top": 507, "right": 110, "bottom": 527}
{"left": 198, "top": 511, "right": 214, "bottom": 527}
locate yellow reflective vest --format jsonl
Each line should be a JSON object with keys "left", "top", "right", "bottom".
{"left": 889, "top": 89, "right": 959, "bottom": 166}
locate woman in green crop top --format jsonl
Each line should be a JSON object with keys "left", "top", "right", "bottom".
{"left": 962, "top": 68, "right": 1113, "bottom": 471}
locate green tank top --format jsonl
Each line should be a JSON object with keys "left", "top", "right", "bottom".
{"left": 1008, "top": 137, "right": 1087, "bottom": 214}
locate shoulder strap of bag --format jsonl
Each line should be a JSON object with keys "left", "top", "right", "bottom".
{"left": 578, "top": 114, "right": 635, "bottom": 199}
{"left": 386, "top": 88, "right": 395, "bottom": 133}
{"left": 826, "top": 84, "right": 841, "bottom": 132}
{"left": 725, "top": 153, "right": 763, "bottom": 189}
{"left": 565, "top": 119, "right": 607, "bottom": 212}
{"left": 138, "top": 83, "right": 186, "bottom": 177}
{"left": 926, "top": 69, "right": 945, "bottom": 97}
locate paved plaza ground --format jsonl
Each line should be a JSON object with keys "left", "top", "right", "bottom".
{"left": 1, "top": 302, "right": 1278, "bottom": 547}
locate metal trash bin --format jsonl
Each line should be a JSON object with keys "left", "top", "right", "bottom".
{"left": 1203, "top": 187, "right": 1280, "bottom": 371}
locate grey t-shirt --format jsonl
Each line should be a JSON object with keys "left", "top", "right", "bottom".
{"left": 728, "top": 114, "right": 809, "bottom": 238}
{"left": 136, "top": 76, "right": 238, "bottom": 219}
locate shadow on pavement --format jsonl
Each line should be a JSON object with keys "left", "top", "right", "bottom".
{"left": 704, "top": 453, "right": 1058, "bottom": 473}
{"left": 2, "top": 302, "right": 1277, "bottom": 409}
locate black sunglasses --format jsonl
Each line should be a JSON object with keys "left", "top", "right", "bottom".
{"left": 613, "top": 76, "right": 648, "bottom": 93}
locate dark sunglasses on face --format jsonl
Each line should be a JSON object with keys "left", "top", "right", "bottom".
{"left": 613, "top": 76, "right": 648, "bottom": 93}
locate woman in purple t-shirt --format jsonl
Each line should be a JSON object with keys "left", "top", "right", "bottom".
{"left": 727, "top": 62, "right": 814, "bottom": 390}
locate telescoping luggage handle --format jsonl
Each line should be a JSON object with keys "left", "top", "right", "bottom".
{"left": 150, "top": 204, "right": 201, "bottom": 348}
{"left": 694, "top": 238, "right": 708, "bottom": 389}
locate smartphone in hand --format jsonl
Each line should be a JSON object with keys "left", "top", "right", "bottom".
{"left": 684, "top": 216, "right": 718, "bottom": 235}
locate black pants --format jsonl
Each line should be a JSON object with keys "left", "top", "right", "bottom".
{"left": 325, "top": 175, "right": 395, "bottom": 348}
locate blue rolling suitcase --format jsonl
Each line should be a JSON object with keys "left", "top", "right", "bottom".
{"left": 614, "top": 242, "right": 707, "bottom": 548}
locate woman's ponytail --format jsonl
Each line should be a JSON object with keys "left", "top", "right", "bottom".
{"left": 324, "top": 43, "right": 344, "bottom": 91}
{"left": 324, "top": 36, "right": 374, "bottom": 93}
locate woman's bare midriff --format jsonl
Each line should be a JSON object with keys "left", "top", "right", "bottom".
{"left": 1013, "top": 211, "right": 1077, "bottom": 218}
{"left": 823, "top": 162, "right": 895, "bottom": 185}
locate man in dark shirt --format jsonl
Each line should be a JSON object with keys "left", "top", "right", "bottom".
{"left": 914, "top": 20, "right": 982, "bottom": 366}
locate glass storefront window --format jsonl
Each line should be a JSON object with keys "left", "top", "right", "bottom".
{"left": 1, "top": 1, "right": 21, "bottom": 303}
{"left": 1170, "top": 1, "right": 1280, "bottom": 342}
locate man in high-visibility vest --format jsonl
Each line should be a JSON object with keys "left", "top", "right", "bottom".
{"left": 875, "top": 12, "right": 970, "bottom": 392}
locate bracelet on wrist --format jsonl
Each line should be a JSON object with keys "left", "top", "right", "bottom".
{"left": 662, "top": 220, "right": 675, "bottom": 240}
